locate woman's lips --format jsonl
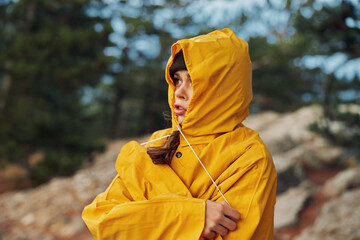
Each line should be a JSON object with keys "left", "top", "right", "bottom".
{"left": 174, "top": 105, "right": 186, "bottom": 115}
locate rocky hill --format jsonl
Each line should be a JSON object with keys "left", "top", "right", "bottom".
{"left": 0, "top": 105, "right": 359, "bottom": 240}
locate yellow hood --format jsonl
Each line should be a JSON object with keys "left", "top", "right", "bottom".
{"left": 166, "top": 28, "right": 252, "bottom": 138}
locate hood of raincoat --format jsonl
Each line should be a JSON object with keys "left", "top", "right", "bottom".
{"left": 166, "top": 28, "right": 252, "bottom": 139}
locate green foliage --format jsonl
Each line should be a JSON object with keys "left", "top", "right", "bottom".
{"left": 29, "top": 139, "right": 105, "bottom": 185}
{"left": 309, "top": 118, "right": 360, "bottom": 149}
{"left": 29, "top": 150, "right": 83, "bottom": 185}
{"left": 290, "top": 1, "right": 360, "bottom": 146}
{"left": 99, "top": 2, "right": 179, "bottom": 139}
{"left": 0, "top": 0, "right": 113, "bottom": 183}
{"left": 336, "top": 111, "right": 360, "bottom": 127}
{"left": 249, "top": 36, "right": 319, "bottom": 111}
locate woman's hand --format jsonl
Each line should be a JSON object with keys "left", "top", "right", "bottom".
{"left": 201, "top": 200, "right": 241, "bottom": 239}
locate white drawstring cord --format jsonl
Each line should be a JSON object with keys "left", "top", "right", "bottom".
{"left": 176, "top": 125, "right": 230, "bottom": 206}
{"left": 140, "top": 127, "right": 230, "bottom": 205}
{"left": 140, "top": 134, "right": 172, "bottom": 146}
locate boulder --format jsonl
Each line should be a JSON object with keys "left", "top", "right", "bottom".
{"left": 0, "top": 105, "right": 358, "bottom": 240}
{"left": 282, "top": 136, "right": 344, "bottom": 170}
{"left": 295, "top": 188, "right": 360, "bottom": 240}
{"left": 243, "top": 111, "right": 280, "bottom": 132}
{"left": 323, "top": 167, "right": 360, "bottom": 197}
{"left": 245, "top": 106, "right": 323, "bottom": 149}
{"left": 0, "top": 138, "right": 133, "bottom": 240}
{"left": 303, "top": 137, "right": 344, "bottom": 168}
{"left": 274, "top": 182, "right": 313, "bottom": 229}
{"left": 273, "top": 155, "right": 305, "bottom": 194}
{"left": 282, "top": 145, "right": 320, "bottom": 169}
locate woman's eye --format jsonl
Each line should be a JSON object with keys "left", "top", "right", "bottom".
{"left": 175, "top": 79, "right": 182, "bottom": 86}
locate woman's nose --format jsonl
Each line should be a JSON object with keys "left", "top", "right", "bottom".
{"left": 175, "top": 84, "right": 188, "bottom": 100}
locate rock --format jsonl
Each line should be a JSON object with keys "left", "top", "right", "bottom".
{"left": 0, "top": 137, "right": 138, "bottom": 240}
{"left": 268, "top": 135, "right": 298, "bottom": 156}
{"left": 323, "top": 167, "right": 360, "bottom": 197}
{"left": 282, "top": 136, "right": 344, "bottom": 170}
{"left": 246, "top": 106, "right": 323, "bottom": 154}
{"left": 246, "top": 105, "right": 347, "bottom": 170}
{"left": 243, "top": 111, "right": 280, "bottom": 132}
{"left": 49, "top": 215, "right": 85, "bottom": 238}
{"left": 274, "top": 182, "right": 313, "bottom": 229}
{"left": 282, "top": 145, "right": 320, "bottom": 169}
{"left": 295, "top": 188, "right": 360, "bottom": 240}
{"left": 273, "top": 155, "right": 305, "bottom": 194}
{"left": 304, "top": 137, "right": 344, "bottom": 167}
{"left": 0, "top": 106, "right": 358, "bottom": 239}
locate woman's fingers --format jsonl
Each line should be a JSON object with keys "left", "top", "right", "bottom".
{"left": 221, "top": 202, "right": 241, "bottom": 221}
{"left": 201, "top": 229, "right": 217, "bottom": 239}
{"left": 220, "top": 214, "right": 237, "bottom": 231}
{"left": 213, "top": 223, "right": 229, "bottom": 236}
{"left": 202, "top": 200, "right": 241, "bottom": 238}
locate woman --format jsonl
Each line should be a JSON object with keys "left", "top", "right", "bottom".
{"left": 82, "top": 28, "right": 277, "bottom": 240}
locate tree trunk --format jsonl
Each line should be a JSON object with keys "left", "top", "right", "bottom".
{"left": 108, "top": 91, "right": 122, "bottom": 139}
{"left": 0, "top": 61, "right": 13, "bottom": 113}
{"left": 322, "top": 73, "right": 335, "bottom": 135}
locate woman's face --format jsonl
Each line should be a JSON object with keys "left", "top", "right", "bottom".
{"left": 173, "top": 70, "right": 193, "bottom": 124}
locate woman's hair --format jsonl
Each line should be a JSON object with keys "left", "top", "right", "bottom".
{"left": 147, "top": 50, "right": 186, "bottom": 165}
{"left": 147, "top": 131, "right": 180, "bottom": 165}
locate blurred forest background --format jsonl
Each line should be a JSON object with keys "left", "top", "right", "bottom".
{"left": 0, "top": 0, "right": 359, "bottom": 186}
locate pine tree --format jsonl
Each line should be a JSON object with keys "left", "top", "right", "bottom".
{"left": 0, "top": 0, "right": 114, "bottom": 183}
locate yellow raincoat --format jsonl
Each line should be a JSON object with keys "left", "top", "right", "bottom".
{"left": 82, "top": 28, "right": 277, "bottom": 240}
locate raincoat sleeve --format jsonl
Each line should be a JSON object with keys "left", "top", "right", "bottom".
{"left": 216, "top": 143, "right": 277, "bottom": 240}
{"left": 82, "top": 141, "right": 206, "bottom": 240}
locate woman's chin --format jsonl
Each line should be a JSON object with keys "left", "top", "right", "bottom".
{"left": 177, "top": 115, "right": 185, "bottom": 124}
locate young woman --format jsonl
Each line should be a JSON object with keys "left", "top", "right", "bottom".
{"left": 82, "top": 28, "right": 277, "bottom": 240}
